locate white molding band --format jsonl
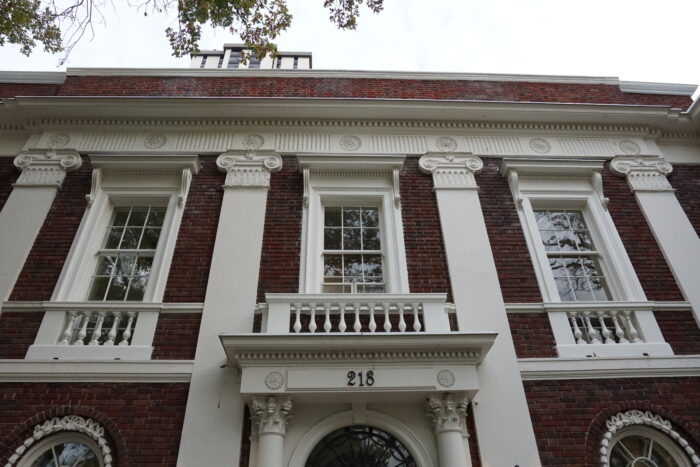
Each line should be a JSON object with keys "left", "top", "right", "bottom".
{"left": 519, "top": 356, "right": 700, "bottom": 380}
{"left": 4, "top": 416, "right": 113, "bottom": 467}
{"left": 0, "top": 360, "right": 193, "bottom": 382}
{"left": 418, "top": 153, "right": 483, "bottom": 189}
{"left": 13, "top": 150, "right": 82, "bottom": 187}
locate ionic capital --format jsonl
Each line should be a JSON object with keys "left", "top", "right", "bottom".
{"left": 250, "top": 395, "right": 293, "bottom": 437}
{"left": 426, "top": 393, "right": 469, "bottom": 436}
{"left": 13, "top": 150, "right": 82, "bottom": 187}
{"left": 419, "top": 153, "right": 483, "bottom": 190}
{"left": 610, "top": 155, "right": 674, "bottom": 192}
{"left": 217, "top": 150, "right": 282, "bottom": 188}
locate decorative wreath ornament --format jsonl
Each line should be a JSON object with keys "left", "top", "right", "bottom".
{"left": 599, "top": 410, "right": 700, "bottom": 466}
{"left": 5, "top": 415, "right": 113, "bottom": 467}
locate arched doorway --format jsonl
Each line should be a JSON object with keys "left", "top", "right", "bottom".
{"left": 305, "top": 425, "right": 417, "bottom": 467}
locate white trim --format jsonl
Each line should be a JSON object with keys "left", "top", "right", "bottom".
{"left": 618, "top": 81, "right": 698, "bottom": 96}
{"left": 519, "top": 356, "right": 700, "bottom": 380}
{"left": 288, "top": 409, "right": 433, "bottom": 467}
{"left": 504, "top": 301, "right": 693, "bottom": 313}
{"left": 0, "top": 71, "right": 65, "bottom": 84}
{"left": 1, "top": 301, "right": 204, "bottom": 313}
{"left": 0, "top": 360, "right": 192, "bottom": 382}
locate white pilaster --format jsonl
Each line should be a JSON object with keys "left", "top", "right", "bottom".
{"left": 177, "top": 150, "right": 282, "bottom": 466}
{"left": 419, "top": 153, "right": 542, "bottom": 467}
{"left": 426, "top": 393, "right": 471, "bottom": 467}
{"left": 0, "top": 151, "right": 82, "bottom": 302}
{"left": 250, "top": 395, "right": 293, "bottom": 467}
{"left": 610, "top": 155, "right": 700, "bottom": 325}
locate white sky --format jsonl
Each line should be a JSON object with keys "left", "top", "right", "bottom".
{"left": 0, "top": 0, "right": 698, "bottom": 95}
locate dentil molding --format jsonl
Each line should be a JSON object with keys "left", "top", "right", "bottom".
{"left": 419, "top": 153, "right": 484, "bottom": 189}
{"left": 249, "top": 395, "right": 293, "bottom": 437}
{"left": 13, "top": 149, "right": 82, "bottom": 187}
{"left": 610, "top": 155, "right": 674, "bottom": 192}
{"left": 216, "top": 150, "right": 283, "bottom": 188}
{"left": 426, "top": 393, "right": 470, "bottom": 436}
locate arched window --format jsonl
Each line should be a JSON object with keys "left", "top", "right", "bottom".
{"left": 305, "top": 425, "right": 417, "bottom": 467}
{"left": 19, "top": 433, "right": 103, "bottom": 467}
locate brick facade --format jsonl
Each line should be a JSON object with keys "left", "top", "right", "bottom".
{"left": 524, "top": 377, "right": 700, "bottom": 466}
{"left": 151, "top": 313, "right": 202, "bottom": 359}
{"left": 163, "top": 155, "right": 224, "bottom": 303}
{"left": 0, "top": 157, "right": 19, "bottom": 212}
{"left": 670, "top": 164, "right": 700, "bottom": 236}
{"left": 655, "top": 309, "right": 700, "bottom": 355}
{"left": 0, "top": 383, "right": 189, "bottom": 466}
{"left": 0, "top": 312, "right": 43, "bottom": 359}
{"left": 507, "top": 313, "right": 558, "bottom": 358}
{"left": 603, "top": 169, "right": 685, "bottom": 301}
{"left": 0, "top": 83, "right": 60, "bottom": 98}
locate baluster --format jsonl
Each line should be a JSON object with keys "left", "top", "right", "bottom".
{"left": 583, "top": 311, "right": 602, "bottom": 344}
{"left": 622, "top": 310, "right": 643, "bottom": 343}
{"left": 338, "top": 303, "right": 347, "bottom": 333}
{"left": 368, "top": 303, "right": 377, "bottom": 333}
{"left": 73, "top": 312, "right": 90, "bottom": 346}
{"left": 89, "top": 312, "right": 106, "bottom": 346}
{"left": 119, "top": 312, "right": 135, "bottom": 346}
{"left": 611, "top": 311, "right": 629, "bottom": 343}
{"left": 293, "top": 303, "right": 302, "bottom": 333}
{"left": 309, "top": 304, "right": 317, "bottom": 333}
{"left": 412, "top": 302, "right": 422, "bottom": 332}
{"left": 398, "top": 303, "right": 407, "bottom": 332}
{"left": 597, "top": 311, "right": 614, "bottom": 344}
{"left": 58, "top": 311, "right": 78, "bottom": 345}
{"left": 383, "top": 303, "right": 392, "bottom": 332}
{"left": 353, "top": 304, "right": 361, "bottom": 332}
{"left": 323, "top": 303, "right": 332, "bottom": 333}
{"left": 104, "top": 312, "right": 121, "bottom": 346}
{"left": 568, "top": 311, "right": 585, "bottom": 345}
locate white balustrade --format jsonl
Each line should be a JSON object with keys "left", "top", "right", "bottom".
{"left": 566, "top": 309, "right": 644, "bottom": 345}
{"left": 57, "top": 310, "right": 137, "bottom": 346}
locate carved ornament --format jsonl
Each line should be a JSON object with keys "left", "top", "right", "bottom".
{"left": 264, "top": 371, "right": 285, "bottom": 390}
{"left": 599, "top": 410, "right": 700, "bottom": 466}
{"left": 426, "top": 393, "right": 469, "bottom": 436}
{"left": 250, "top": 395, "right": 293, "bottom": 437}
{"left": 436, "top": 369, "right": 455, "bottom": 388}
{"left": 418, "top": 153, "right": 483, "bottom": 190}
{"left": 529, "top": 138, "right": 551, "bottom": 154}
{"left": 13, "top": 150, "right": 82, "bottom": 187}
{"left": 5, "top": 415, "right": 113, "bottom": 467}
{"left": 143, "top": 133, "right": 166, "bottom": 149}
{"left": 339, "top": 135, "right": 362, "bottom": 151}
{"left": 610, "top": 155, "right": 674, "bottom": 192}
{"left": 216, "top": 150, "right": 282, "bottom": 188}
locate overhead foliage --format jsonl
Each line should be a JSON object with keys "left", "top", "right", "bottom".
{"left": 0, "top": 0, "right": 384, "bottom": 65}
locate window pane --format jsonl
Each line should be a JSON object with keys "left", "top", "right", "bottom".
{"left": 534, "top": 210, "right": 553, "bottom": 230}
{"left": 95, "top": 255, "right": 116, "bottom": 275}
{"left": 557, "top": 231, "right": 580, "bottom": 251}
{"left": 139, "top": 227, "right": 161, "bottom": 249}
{"left": 120, "top": 228, "right": 141, "bottom": 249}
{"left": 127, "top": 208, "right": 148, "bottom": 226}
{"left": 323, "top": 254, "right": 342, "bottom": 278}
{"left": 564, "top": 257, "right": 586, "bottom": 277}
{"left": 112, "top": 209, "right": 130, "bottom": 226}
{"left": 540, "top": 231, "right": 560, "bottom": 251}
{"left": 105, "top": 227, "right": 123, "bottom": 249}
{"left": 324, "top": 207, "right": 341, "bottom": 226}
{"left": 135, "top": 256, "right": 153, "bottom": 275}
{"left": 566, "top": 210, "right": 586, "bottom": 230}
{"left": 550, "top": 211, "right": 570, "bottom": 229}
{"left": 362, "top": 254, "right": 383, "bottom": 277}
{"left": 549, "top": 257, "right": 566, "bottom": 277}
{"left": 590, "top": 276, "right": 610, "bottom": 300}
{"left": 56, "top": 442, "right": 98, "bottom": 467}
{"left": 343, "top": 207, "right": 361, "bottom": 227}
{"left": 555, "top": 277, "right": 576, "bottom": 301}
{"left": 127, "top": 276, "right": 148, "bottom": 301}
{"left": 343, "top": 228, "right": 361, "bottom": 250}
{"left": 361, "top": 208, "right": 379, "bottom": 227}
{"left": 575, "top": 230, "right": 594, "bottom": 251}
{"left": 88, "top": 277, "right": 110, "bottom": 300}
{"left": 343, "top": 254, "right": 363, "bottom": 278}
{"left": 324, "top": 228, "right": 342, "bottom": 250}
{"left": 30, "top": 448, "right": 56, "bottom": 467}
{"left": 362, "top": 228, "right": 381, "bottom": 250}
{"left": 147, "top": 208, "right": 166, "bottom": 227}
{"left": 105, "top": 276, "right": 129, "bottom": 300}
{"left": 114, "top": 255, "right": 136, "bottom": 275}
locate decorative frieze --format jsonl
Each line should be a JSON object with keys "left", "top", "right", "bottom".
{"left": 216, "top": 150, "right": 283, "bottom": 188}
{"left": 610, "top": 155, "right": 674, "bottom": 192}
{"left": 250, "top": 395, "right": 293, "bottom": 436}
{"left": 418, "top": 153, "right": 484, "bottom": 190}
{"left": 13, "top": 150, "right": 82, "bottom": 187}
{"left": 426, "top": 393, "right": 469, "bottom": 435}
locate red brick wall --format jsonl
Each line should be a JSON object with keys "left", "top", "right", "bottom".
{"left": 603, "top": 169, "right": 684, "bottom": 301}
{"left": 0, "top": 382, "right": 189, "bottom": 466}
{"left": 524, "top": 378, "right": 700, "bottom": 466}
{"left": 0, "top": 312, "right": 43, "bottom": 359}
{"left": 670, "top": 164, "right": 700, "bottom": 237}
{"left": 0, "top": 83, "right": 60, "bottom": 98}
{"left": 479, "top": 159, "right": 542, "bottom": 303}
{"left": 507, "top": 313, "right": 557, "bottom": 358}
{"left": 55, "top": 76, "right": 692, "bottom": 109}
{"left": 401, "top": 157, "right": 453, "bottom": 299}
{"left": 163, "top": 155, "right": 224, "bottom": 303}
{"left": 256, "top": 156, "right": 303, "bottom": 302}
{"left": 151, "top": 313, "right": 202, "bottom": 359}
{"left": 10, "top": 159, "right": 92, "bottom": 301}
{"left": 0, "top": 157, "right": 19, "bottom": 212}
{"left": 655, "top": 309, "right": 700, "bottom": 355}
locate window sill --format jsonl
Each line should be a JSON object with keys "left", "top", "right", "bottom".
{"left": 25, "top": 344, "right": 153, "bottom": 360}
{"left": 556, "top": 342, "right": 673, "bottom": 359}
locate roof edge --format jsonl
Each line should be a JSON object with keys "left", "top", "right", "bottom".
{"left": 0, "top": 71, "right": 66, "bottom": 84}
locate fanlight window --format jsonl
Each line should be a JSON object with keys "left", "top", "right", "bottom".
{"left": 305, "top": 425, "right": 416, "bottom": 467}
{"left": 609, "top": 431, "right": 690, "bottom": 467}
{"left": 21, "top": 434, "right": 103, "bottom": 467}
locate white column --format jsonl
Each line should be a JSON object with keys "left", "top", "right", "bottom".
{"left": 0, "top": 150, "right": 82, "bottom": 302}
{"left": 419, "top": 153, "right": 541, "bottom": 467}
{"left": 250, "top": 396, "right": 293, "bottom": 467}
{"left": 177, "top": 150, "right": 282, "bottom": 466}
{"left": 611, "top": 155, "right": 700, "bottom": 325}
{"left": 426, "top": 393, "right": 471, "bottom": 467}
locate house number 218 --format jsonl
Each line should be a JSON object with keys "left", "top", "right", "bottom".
{"left": 347, "top": 370, "right": 375, "bottom": 387}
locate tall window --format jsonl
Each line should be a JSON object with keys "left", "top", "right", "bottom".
{"left": 323, "top": 206, "right": 384, "bottom": 293}
{"left": 534, "top": 209, "right": 610, "bottom": 301}
{"left": 227, "top": 50, "right": 241, "bottom": 68}
{"left": 88, "top": 206, "right": 166, "bottom": 301}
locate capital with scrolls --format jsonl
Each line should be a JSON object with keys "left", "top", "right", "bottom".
{"left": 13, "top": 150, "right": 82, "bottom": 187}
{"left": 426, "top": 393, "right": 469, "bottom": 435}
{"left": 419, "top": 153, "right": 483, "bottom": 190}
{"left": 250, "top": 395, "right": 293, "bottom": 437}
{"left": 610, "top": 155, "right": 674, "bottom": 192}
{"left": 217, "top": 150, "right": 282, "bottom": 188}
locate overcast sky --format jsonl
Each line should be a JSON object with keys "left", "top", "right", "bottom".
{"left": 1, "top": 0, "right": 698, "bottom": 95}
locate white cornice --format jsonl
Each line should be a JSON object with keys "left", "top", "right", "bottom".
{"left": 0, "top": 360, "right": 193, "bottom": 382}
{"left": 619, "top": 81, "right": 697, "bottom": 96}
{"left": 520, "top": 356, "right": 700, "bottom": 380}
{"left": 0, "top": 71, "right": 66, "bottom": 84}
{"left": 1, "top": 301, "right": 204, "bottom": 314}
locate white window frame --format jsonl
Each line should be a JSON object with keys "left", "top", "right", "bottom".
{"left": 501, "top": 158, "right": 673, "bottom": 358}
{"left": 26, "top": 155, "right": 199, "bottom": 360}
{"left": 298, "top": 155, "right": 409, "bottom": 295}
{"left": 17, "top": 432, "right": 105, "bottom": 467}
